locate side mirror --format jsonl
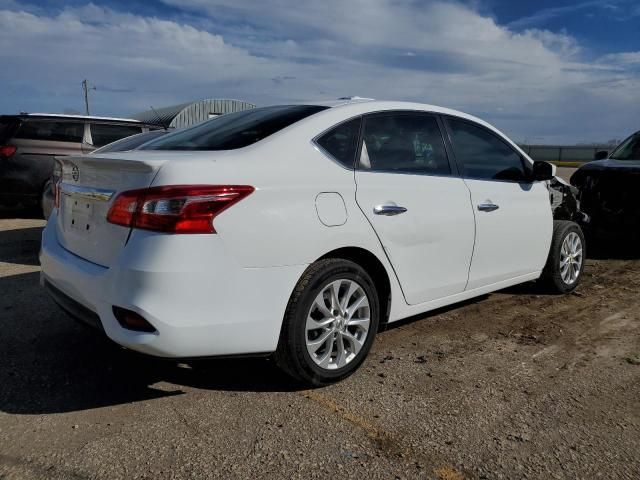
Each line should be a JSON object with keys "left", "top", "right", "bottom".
{"left": 594, "top": 150, "right": 608, "bottom": 160}
{"left": 532, "top": 161, "right": 555, "bottom": 181}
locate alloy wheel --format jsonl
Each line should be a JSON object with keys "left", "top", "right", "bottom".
{"left": 560, "top": 231, "right": 583, "bottom": 285}
{"left": 305, "top": 279, "right": 371, "bottom": 370}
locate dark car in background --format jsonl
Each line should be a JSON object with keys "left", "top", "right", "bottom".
{"left": 42, "top": 129, "right": 171, "bottom": 219}
{"left": 0, "top": 113, "right": 158, "bottom": 214}
{"left": 571, "top": 131, "right": 640, "bottom": 236}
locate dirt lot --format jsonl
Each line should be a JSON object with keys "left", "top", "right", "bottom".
{"left": 1, "top": 210, "right": 639, "bottom": 480}
{"left": 555, "top": 167, "right": 576, "bottom": 183}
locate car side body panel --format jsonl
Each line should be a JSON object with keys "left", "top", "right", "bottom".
{"left": 462, "top": 179, "right": 552, "bottom": 289}
{"left": 354, "top": 170, "right": 476, "bottom": 304}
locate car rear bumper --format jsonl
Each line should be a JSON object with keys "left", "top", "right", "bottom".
{"left": 43, "top": 279, "right": 105, "bottom": 332}
{"left": 40, "top": 211, "right": 307, "bottom": 358}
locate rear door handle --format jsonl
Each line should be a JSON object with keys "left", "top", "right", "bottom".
{"left": 374, "top": 204, "right": 408, "bottom": 216}
{"left": 477, "top": 203, "right": 499, "bottom": 212}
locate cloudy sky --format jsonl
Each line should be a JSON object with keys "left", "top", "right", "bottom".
{"left": 1, "top": 0, "right": 639, "bottom": 143}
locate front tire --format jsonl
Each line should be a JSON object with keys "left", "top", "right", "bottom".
{"left": 539, "top": 220, "right": 585, "bottom": 293}
{"left": 275, "top": 258, "right": 380, "bottom": 386}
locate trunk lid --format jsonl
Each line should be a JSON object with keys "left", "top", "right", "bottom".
{"left": 55, "top": 153, "right": 168, "bottom": 267}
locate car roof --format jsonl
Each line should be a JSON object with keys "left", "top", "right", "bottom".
{"left": 8, "top": 113, "right": 143, "bottom": 123}
{"left": 287, "top": 98, "right": 485, "bottom": 124}
{"left": 311, "top": 99, "right": 488, "bottom": 128}
{"left": 293, "top": 97, "right": 376, "bottom": 108}
{"left": 262, "top": 98, "right": 489, "bottom": 130}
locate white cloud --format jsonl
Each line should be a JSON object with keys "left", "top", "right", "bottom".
{"left": 601, "top": 51, "right": 640, "bottom": 66}
{"left": 0, "top": 1, "right": 638, "bottom": 143}
{"left": 0, "top": 5, "right": 294, "bottom": 112}
{"left": 506, "top": 1, "right": 617, "bottom": 29}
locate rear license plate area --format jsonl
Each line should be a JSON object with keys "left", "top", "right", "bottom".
{"left": 66, "top": 197, "right": 95, "bottom": 234}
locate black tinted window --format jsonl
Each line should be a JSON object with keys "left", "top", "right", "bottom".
{"left": 142, "top": 105, "right": 328, "bottom": 151}
{"left": 448, "top": 119, "right": 527, "bottom": 182}
{"left": 610, "top": 133, "right": 640, "bottom": 160}
{"left": 359, "top": 114, "right": 450, "bottom": 175}
{"left": 92, "top": 129, "right": 169, "bottom": 153}
{"left": 0, "top": 118, "right": 18, "bottom": 141}
{"left": 15, "top": 121, "right": 84, "bottom": 143}
{"left": 91, "top": 124, "right": 143, "bottom": 147}
{"left": 316, "top": 117, "right": 361, "bottom": 168}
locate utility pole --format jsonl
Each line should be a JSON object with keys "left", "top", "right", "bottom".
{"left": 81, "top": 79, "right": 96, "bottom": 115}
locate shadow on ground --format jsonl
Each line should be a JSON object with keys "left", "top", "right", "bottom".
{"left": 0, "top": 268, "right": 302, "bottom": 416}
{"left": 0, "top": 226, "right": 43, "bottom": 266}
{"left": 0, "top": 205, "right": 42, "bottom": 220}
{"left": 586, "top": 233, "right": 640, "bottom": 260}
{"left": 0, "top": 221, "right": 637, "bottom": 415}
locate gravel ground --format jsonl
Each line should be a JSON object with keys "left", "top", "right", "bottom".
{"left": 0, "top": 210, "right": 638, "bottom": 480}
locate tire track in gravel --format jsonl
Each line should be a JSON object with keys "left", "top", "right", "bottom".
{"left": 300, "top": 389, "right": 467, "bottom": 479}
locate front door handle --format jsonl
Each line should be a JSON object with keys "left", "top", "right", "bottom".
{"left": 374, "top": 204, "right": 408, "bottom": 216}
{"left": 477, "top": 203, "right": 499, "bottom": 212}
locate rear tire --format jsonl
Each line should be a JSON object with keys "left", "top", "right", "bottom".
{"left": 539, "top": 220, "right": 585, "bottom": 294}
{"left": 275, "top": 258, "right": 379, "bottom": 386}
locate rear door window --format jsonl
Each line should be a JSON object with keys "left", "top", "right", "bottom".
{"left": 315, "top": 117, "right": 361, "bottom": 168}
{"left": 141, "top": 105, "right": 328, "bottom": 151}
{"left": 358, "top": 113, "right": 451, "bottom": 175}
{"left": 90, "top": 124, "right": 143, "bottom": 147}
{"left": 15, "top": 121, "right": 84, "bottom": 143}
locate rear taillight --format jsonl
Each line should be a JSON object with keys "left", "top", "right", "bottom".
{"left": 53, "top": 161, "right": 62, "bottom": 210}
{"left": 106, "top": 190, "right": 140, "bottom": 227}
{"left": 0, "top": 145, "right": 17, "bottom": 157}
{"left": 106, "top": 185, "right": 254, "bottom": 234}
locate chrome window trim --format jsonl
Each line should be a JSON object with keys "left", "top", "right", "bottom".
{"left": 59, "top": 183, "right": 115, "bottom": 202}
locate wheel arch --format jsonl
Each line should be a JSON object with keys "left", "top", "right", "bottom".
{"left": 316, "top": 246, "right": 392, "bottom": 325}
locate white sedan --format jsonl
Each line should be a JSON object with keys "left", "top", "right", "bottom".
{"left": 40, "top": 99, "right": 585, "bottom": 385}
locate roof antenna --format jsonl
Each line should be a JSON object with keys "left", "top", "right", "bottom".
{"left": 149, "top": 106, "right": 169, "bottom": 130}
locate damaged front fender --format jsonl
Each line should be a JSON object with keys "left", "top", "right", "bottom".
{"left": 547, "top": 176, "right": 588, "bottom": 224}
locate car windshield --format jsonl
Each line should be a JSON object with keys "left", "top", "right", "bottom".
{"left": 609, "top": 133, "right": 640, "bottom": 160}
{"left": 140, "top": 105, "right": 328, "bottom": 151}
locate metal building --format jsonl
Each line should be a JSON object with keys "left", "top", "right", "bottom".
{"left": 520, "top": 144, "right": 613, "bottom": 164}
{"left": 132, "top": 99, "right": 255, "bottom": 128}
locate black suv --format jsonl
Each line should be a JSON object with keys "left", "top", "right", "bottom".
{"left": 0, "top": 113, "right": 157, "bottom": 212}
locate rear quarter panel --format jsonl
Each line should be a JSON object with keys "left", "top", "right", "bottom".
{"left": 149, "top": 141, "right": 388, "bottom": 269}
{"left": 147, "top": 125, "right": 408, "bottom": 318}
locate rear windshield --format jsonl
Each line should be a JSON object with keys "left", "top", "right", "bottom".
{"left": 15, "top": 120, "right": 84, "bottom": 143}
{"left": 92, "top": 129, "right": 169, "bottom": 154}
{"left": 609, "top": 133, "right": 640, "bottom": 161}
{"left": 141, "top": 105, "right": 328, "bottom": 151}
